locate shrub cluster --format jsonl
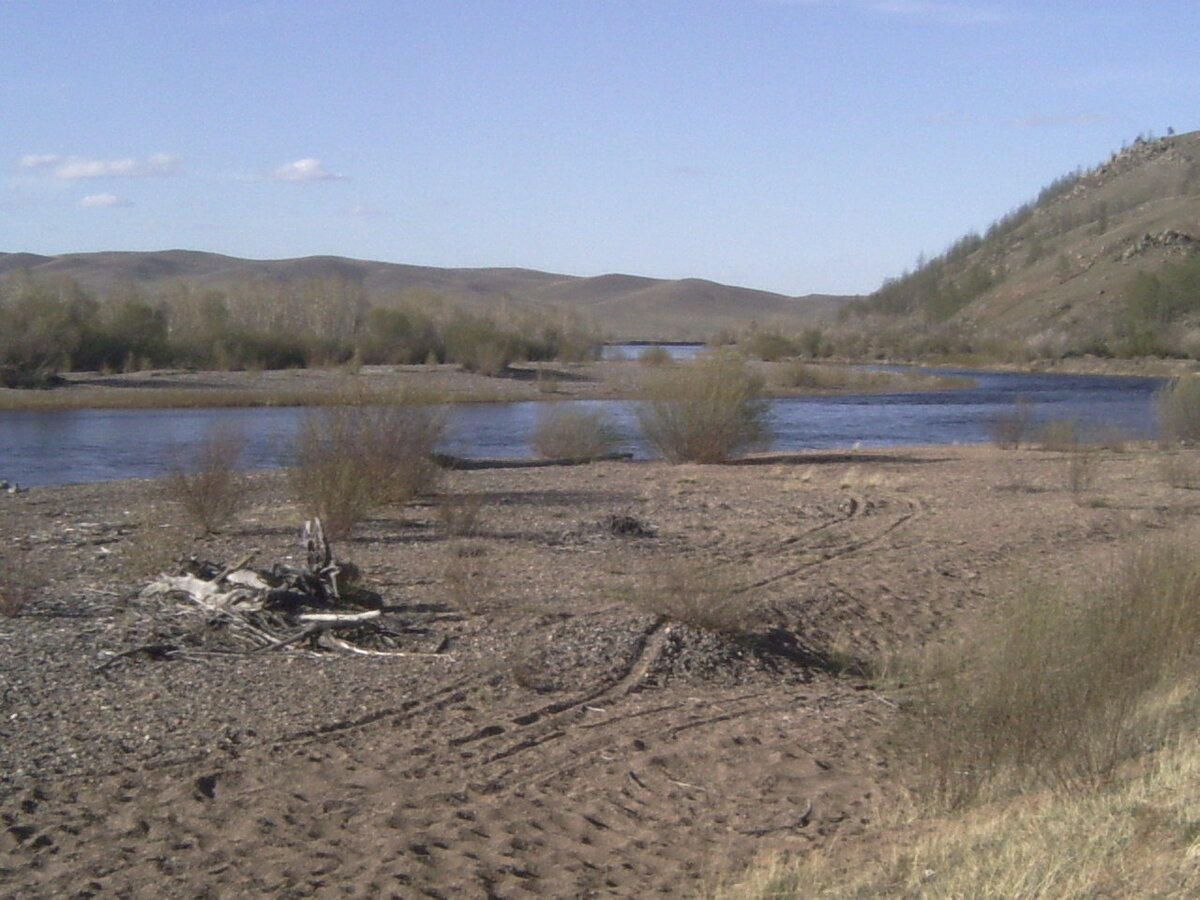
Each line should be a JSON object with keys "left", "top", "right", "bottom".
{"left": 636, "top": 351, "right": 771, "bottom": 463}
{"left": 290, "top": 391, "right": 444, "bottom": 539}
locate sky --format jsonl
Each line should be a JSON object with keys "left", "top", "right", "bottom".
{"left": 2, "top": 1, "right": 1198, "bottom": 298}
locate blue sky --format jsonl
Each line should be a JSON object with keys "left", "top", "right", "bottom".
{"left": 2, "top": 1, "right": 1197, "bottom": 296}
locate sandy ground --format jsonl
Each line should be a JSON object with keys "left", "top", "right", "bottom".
{"left": 3, "top": 441, "right": 1200, "bottom": 898}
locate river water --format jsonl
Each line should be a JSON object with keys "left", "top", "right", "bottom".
{"left": 0, "top": 367, "right": 1167, "bottom": 487}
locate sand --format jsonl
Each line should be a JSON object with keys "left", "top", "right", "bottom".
{"left": 2, "top": 440, "right": 1197, "bottom": 897}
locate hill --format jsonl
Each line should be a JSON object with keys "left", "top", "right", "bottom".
{"left": 0, "top": 250, "right": 849, "bottom": 342}
{"left": 843, "top": 129, "right": 1200, "bottom": 359}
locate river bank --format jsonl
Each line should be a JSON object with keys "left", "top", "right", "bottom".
{"left": 0, "top": 359, "right": 967, "bottom": 412}
{"left": 3, "top": 441, "right": 1198, "bottom": 896}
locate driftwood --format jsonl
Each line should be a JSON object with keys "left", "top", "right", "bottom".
{"left": 433, "top": 452, "right": 633, "bottom": 471}
{"left": 107, "top": 518, "right": 453, "bottom": 664}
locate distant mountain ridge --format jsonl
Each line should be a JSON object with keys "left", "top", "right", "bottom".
{"left": 0, "top": 250, "right": 850, "bottom": 341}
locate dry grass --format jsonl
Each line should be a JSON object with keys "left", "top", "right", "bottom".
{"left": 116, "top": 501, "right": 191, "bottom": 581}
{"left": 1158, "top": 374, "right": 1200, "bottom": 445}
{"left": 441, "top": 541, "right": 494, "bottom": 612}
{"left": 717, "top": 739, "right": 1200, "bottom": 899}
{"left": 716, "top": 532, "right": 1200, "bottom": 899}
{"left": 0, "top": 547, "right": 39, "bottom": 617}
{"left": 897, "top": 534, "right": 1200, "bottom": 807}
{"left": 437, "top": 492, "right": 486, "bottom": 538}
{"left": 531, "top": 404, "right": 623, "bottom": 460}
{"left": 620, "top": 558, "right": 749, "bottom": 635}
{"left": 164, "top": 424, "right": 247, "bottom": 534}
{"left": 636, "top": 351, "right": 770, "bottom": 463}
{"left": 988, "top": 395, "right": 1033, "bottom": 449}
{"left": 290, "top": 391, "right": 444, "bottom": 539}
{"left": 1160, "top": 449, "right": 1200, "bottom": 489}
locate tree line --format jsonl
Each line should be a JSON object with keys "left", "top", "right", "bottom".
{"left": 0, "top": 272, "right": 601, "bottom": 387}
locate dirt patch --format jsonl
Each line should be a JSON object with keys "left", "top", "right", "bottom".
{"left": 3, "top": 444, "right": 1199, "bottom": 897}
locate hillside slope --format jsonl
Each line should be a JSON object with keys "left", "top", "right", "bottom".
{"left": 847, "top": 129, "right": 1200, "bottom": 358}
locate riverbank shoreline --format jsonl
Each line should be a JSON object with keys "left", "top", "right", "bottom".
{"left": 0, "top": 359, "right": 971, "bottom": 412}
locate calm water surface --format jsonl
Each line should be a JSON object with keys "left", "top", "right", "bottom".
{"left": 0, "top": 367, "right": 1166, "bottom": 487}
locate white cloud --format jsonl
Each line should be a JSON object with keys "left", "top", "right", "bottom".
{"left": 19, "top": 153, "right": 180, "bottom": 179}
{"left": 343, "top": 203, "right": 385, "bottom": 218}
{"left": 79, "top": 193, "right": 129, "bottom": 208}
{"left": 270, "top": 158, "right": 346, "bottom": 182}
{"left": 871, "top": 0, "right": 1012, "bottom": 25}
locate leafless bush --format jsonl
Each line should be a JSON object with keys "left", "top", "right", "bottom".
{"left": 1160, "top": 449, "right": 1200, "bottom": 489}
{"left": 164, "top": 424, "right": 247, "bottom": 534}
{"left": 636, "top": 351, "right": 770, "bottom": 463}
{"left": 0, "top": 548, "right": 39, "bottom": 617}
{"left": 531, "top": 405, "right": 622, "bottom": 460}
{"left": 118, "top": 502, "right": 190, "bottom": 581}
{"left": 1035, "top": 418, "right": 1080, "bottom": 452}
{"left": 442, "top": 541, "right": 493, "bottom": 612}
{"left": 291, "top": 395, "right": 444, "bottom": 539}
{"left": 1157, "top": 374, "right": 1200, "bottom": 445}
{"left": 989, "top": 395, "right": 1033, "bottom": 449}
{"left": 621, "top": 558, "right": 748, "bottom": 634}
{"left": 437, "top": 492, "right": 485, "bottom": 537}
{"left": 638, "top": 345, "right": 674, "bottom": 367}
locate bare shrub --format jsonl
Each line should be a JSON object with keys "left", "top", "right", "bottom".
{"left": 989, "top": 395, "right": 1032, "bottom": 449}
{"left": 1160, "top": 449, "right": 1200, "bottom": 489}
{"left": 897, "top": 533, "right": 1200, "bottom": 807}
{"left": 638, "top": 345, "right": 674, "bottom": 367}
{"left": 164, "top": 424, "right": 247, "bottom": 534}
{"left": 291, "top": 395, "right": 444, "bottom": 539}
{"left": 437, "top": 492, "right": 485, "bottom": 537}
{"left": 1065, "top": 446, "right": 1100, "bottom": 498}
{"left": 1035, "top": 418, "right": 1080, "bottom": 451}
{"left": 531, "top": 405, "right": 622, "bottom": 460}
{"left": 118, "top": 502, "right": 190, "bottom": 580}
{"left": 1157, "top": 374, "right": 1200, "bottom": 444}
{"left": 620, "top": 558, "right": 748, "bottom": 634}
{"left": 636, "top": 351, "right": 771, "bottom": 463}
{"left": 442, "top": 541, "right": 493, "bottom": 612}
{"left": 0, "top": 548, "right": 39, "bottom": 617}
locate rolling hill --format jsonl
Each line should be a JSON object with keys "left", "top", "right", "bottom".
{"left": 0, "top": 249, "right": 849, "bottom": 342}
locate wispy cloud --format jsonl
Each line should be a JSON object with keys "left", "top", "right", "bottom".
{"left": 79, "top": 193, "right": 130, "bottom": 208}
{"left": 270, "top": 158, "right": 346, "bottom": 182}
{"left": 871, "top": 0, "right": 1013, "bottom": 25}
{"left": 19, "top": 153, "right": 180, "bottom": 179}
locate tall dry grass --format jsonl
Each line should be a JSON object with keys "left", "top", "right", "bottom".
{"left": 636, "top": 351, "right": 770, "bottom": 463}
{"left": 1157, "top": 373, "right": 1200, "bottom": 444}
{"left": 0, "top": 548, "right": 38, "bottom": 617}
{"left": 619, "top": 558, "right": 748, "bottom": 634}
{"left": 899, "top": 535, "right": 1200, "bottom": 806}
{"left": 715, "top": 532, "right": 1200, "bottom": 899}
{"left": 290, "top": 391, "right": 444, "bottom": 539}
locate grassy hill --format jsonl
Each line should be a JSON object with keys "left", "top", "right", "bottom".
{"left": 0, "top": 249, "right": 848, "bottom": 342}
{"left": 842, "top": 129, "right": 1200, "bottom": 360}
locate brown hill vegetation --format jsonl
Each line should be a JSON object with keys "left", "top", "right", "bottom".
{"left": 840, "top": 128, "right": 1200, "bottom": 361}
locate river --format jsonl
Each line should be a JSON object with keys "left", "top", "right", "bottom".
{"left": 0, "top": 367, "right": 1166, "bottom": 487}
